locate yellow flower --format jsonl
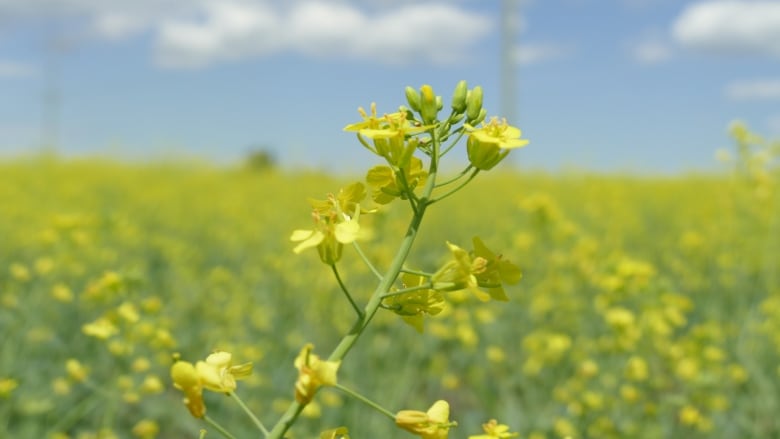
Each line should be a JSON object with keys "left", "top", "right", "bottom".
{"left": 196, "top": 351, "right": 252, "bottom": 393}
{"left": 469, "top": 419, "right": 519, "bottom": 438}
{"left": 171, "top": 360, "right": 206, "bottom": 418}
{"left": 465, "top": 117, "right": 529, "bottom": 170}
{"left": 294, "top": 344, "right": 341, "bottom": 405}
{"left": 471, "top": 237, "right": 522, "bottom": 301}
{"left": 320, "top": 427, "right": 350, "bottom": 439}
{"left": 396, "top": 400, "right": 454, "bottom": 439}
{"left": 131, "top": 420, "right": 159, "bottom": 439}
{"left": 170, "top": 351, "right": 251, "bottom": 418}
{"left": 65, "top": 359, "right": 89, "bottom": 382}
{"left": 433, "top": 241, "right": 489, "bottom": 301}
{"left": 344, "top": 103, "right": 431, "bottom": 165}
{"left": 0, "top": 378, "right": 18, "bottom": 398}
{"left": 365, "top": 157, "right": 428, "bottom": 205}
{"left": 82, "top": 316, "right": 119, "bottom": 340}
{"left": 433, "top": 238, "right": 520, "bottom": 301}
{"left": 291, "top": 184, "right": 370, "bottom": 264}
{"left": 383, "top": 273, "right": 445, "bottom": 333}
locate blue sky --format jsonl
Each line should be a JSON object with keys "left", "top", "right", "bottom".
{"left": 0, "top": 0, "right": 778, "bottom": 173}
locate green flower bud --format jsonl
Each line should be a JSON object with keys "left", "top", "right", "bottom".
{"left": 466, "top": 86, "right": 483, "bottom": 121}
{"left": 473, "top": 108, "right": 488, "bottom": 125}
{"left": 436, "top": 96, "right": 443, "bottom": 111}
{"left": 419, "top": 85, "right": 438, "bottom": 124}
{"left": 405, "top": 86, "right": 421, "bottom": 112}
{"left": 451, "top": 80, "right": 468, "bottom": 112}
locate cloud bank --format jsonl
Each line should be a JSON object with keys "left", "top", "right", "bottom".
{"left": 0, "top": 0, "right": 493, "bottom": 68}
{"left": 672, "top": 1, "right": 780, "bottom": 58}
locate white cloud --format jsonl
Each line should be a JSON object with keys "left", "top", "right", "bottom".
{"left": 726, "top": 79, "right": 780, "bottom": 100}
{"left": 513, "top": 43, "right": 567, "bottom": 65}
{"left": 154, "top": 1, "right": 492, "bottom": 68}
{"left": 0, "top": 60, "right": 36, "bottom": 78}
{"left": 672, "top": 1, "right": 780, "bottom": 58}
{"left": 630, "top": 39, "right": 672, "bottom": 64}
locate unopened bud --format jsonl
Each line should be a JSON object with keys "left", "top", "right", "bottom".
{"left": 466, "top": 86, "right": 483, "bottom": 121}
{"left": 419, "top": 85, "right": 438, "bottom": 124}
{"left": 451, "top": 80, "right": 468, "bottom": 112}
{"left": 405, "top": 86, "right": 421, "bottom": 112}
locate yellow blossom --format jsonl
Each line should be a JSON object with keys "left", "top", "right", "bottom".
{"left": 294, "top": 344, "right": 340, "bottom": 405}
{"left": 433, "top": 238, "right": 520, "bottom": 302}
{"left": 0, "top": 378, "right": 19, "bottom": 398}
{"left": 131, "top": 420, "right": 159, "bottom": 439}
{"left": 170, "top": 360, "right": 205, "bottom": 418}
{"left": 465, "top": 117, "right": 529, "bottom": 170}
{"left": 469, "top": 419, "right": 519, "bottom": 438}
{"left": 396, "top": 400, "right": 454, "bottom": 439}
{"left": 82, "top": 316, "right": 119, "bottom": 340}
{"left": 65, "top": 359, "right": 89, "bottom": 382}
{"left": 320, "top": 427, "right": 350, "bottom": 439}
{"left": 384, "top": 273, "right": 445, "bottom": 333}
{"left": 196, "top": 351, "right": 253, "bottom": 393}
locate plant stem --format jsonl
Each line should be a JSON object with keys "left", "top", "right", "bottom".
{"left": 265, "top": 126, "right": 441, "bottom": 439}
{"left": 331, "top": 264, "right": 363, "bottom": 317}
{"left": 229, "top": 391, "right": 269, "bottom": 436}
{"left": 334, "top": 384, "right": 396, "bottom": 420}
{"left": 381, "top": 282, "right": 434, "bottom": 299}
{"left": 204, "top": 416, "right": 237, "bottom": 439}
{"left": 429, "top": 168, "right": 479, "bottom": 205}
{"left": 399, "top": 267, "right": 434, "bottom": 277}
{"left": 352, "top": 242, "right": 383, "bottom": 280}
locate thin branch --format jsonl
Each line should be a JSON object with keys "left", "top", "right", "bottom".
{"left": 429, "top": 168, "right": 480, "bottom": 205}
{"left": 351, "top": 241, "right": 382, "bottom": 280}
{"left": 331, "top": 264, "right": 364, "bottom": 318}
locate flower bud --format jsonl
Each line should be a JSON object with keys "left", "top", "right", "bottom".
{"left": 467, "top": 135, "right": 506, "bottom": 171}
{"left": 474, "top": 108, "right": 488, "bottom": 125}
{"left": 405, "top": 86, "right": 421, "bottom": 112}
{"left": 466, "top": 86, "right": 483, "bottom": 121}
{"left": 451, "top": 80, "right": 468, "bottom": 112}
{"left": 419, "top": 84, "right": 438, "bottom": 124}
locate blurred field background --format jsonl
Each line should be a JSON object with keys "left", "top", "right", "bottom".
{"left": 1, "top": 124, "right": 779, "bottom": 438}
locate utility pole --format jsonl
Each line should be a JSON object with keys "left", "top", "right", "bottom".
{"left": 500, "top": 0, "right": 520, "bottom": 125}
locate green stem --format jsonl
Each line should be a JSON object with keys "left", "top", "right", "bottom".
{"left": 229, "top": 391, "right": 269, "bottom": 436}
{"left": 352, "top": 241, "right": 383, "bottom": 280}
{"left": 439, "top": 129, "right": 466, "bottom": 157}
{"left": 204, "top": 416, "right": 237, "bottom": 439}
{"left": 381, "top": 282, "right": 434, "bottom": 299}
{"left": 429, "top": 168, "right": 479, "bottom": 205}
{"left": 331, "top": 264, "right": 363, "bottom": 317}
{"left": 434, "top": 165, "right": 473, "bottom": 188}
{"left": 399, "top": 267, "right": 434, "bottom": 277}
{"left": 355, "top": 133, "right": 377, "bottom": 155}
{"left": 334, "top": 384, "right": 396, "bottom": 420}
{"left": 266, "top": 126, "right": 441, "bottom": 439}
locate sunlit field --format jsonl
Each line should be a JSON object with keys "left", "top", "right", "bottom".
{"left": 1, "top": 131, "right": 779, "bottom": 438}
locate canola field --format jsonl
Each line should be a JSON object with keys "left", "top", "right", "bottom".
{"left": 1, "top": 145, "right": 779, "bottom": 438}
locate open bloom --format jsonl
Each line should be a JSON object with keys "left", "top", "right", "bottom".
{"left": 171, "top": 361, "right": 206, "bottom": 418}
{"left": 432, "top": 238, "right": 521, "bottom": 302}
{"left": 384, "top": 273, "right": 445, "bottom": 333}
{"left": 294, "top": 344, "right": 341, "bottom": 405}
{"left": 396, "top": 400, "right": 454, "bottom": 439}
{"left": 196, "top": 351, "right": 253, "bottom": 393}
{"left": 170, "top": 351, "right": 252, "bottom": 418}
{"left": 344, "top": 103, "right": 431, "bottom": 165}
{"left": 291, "top": 183, "right": 370, "bottom": 264}
{"left": 469, "top": 419, "right": 519, "bottom": 438}
{"left": 465, "top": 117, "right": 529, "bottom": 170}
